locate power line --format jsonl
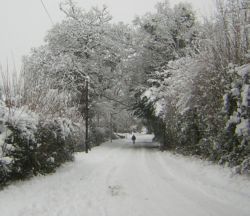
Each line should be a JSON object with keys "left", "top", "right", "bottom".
{"left": 39, "top": 0, "right": 54, "bottom": 25}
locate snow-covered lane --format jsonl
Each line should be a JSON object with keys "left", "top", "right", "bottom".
{"left": 0, "top": 134, "right": 249, "bottom": 216}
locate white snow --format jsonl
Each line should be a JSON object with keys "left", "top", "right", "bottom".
{"left": 227, "top": 111, "right": 240, "bottom": 126}
{"left": 0, "top": 134, "right": 250, "bottom": 216}
{"left": 236, "top": 119, "right": 250, "bottom": 137}
{"left": 0, "top": 105, "right": 39, "bottom": 143}
{"left": 231, "top": 87, "right": 240, "bottom": 97}
{"left": 141, "top": 57, "right": 205, "bottom": 118}
{"left": 241, "top": 84, "right": 250, "bottom": 107}
{"left": 0, "top": 132, "right": 6, "bottom": 156}
{"left": 237, "top": 63, "right": 250, "bottom": 78}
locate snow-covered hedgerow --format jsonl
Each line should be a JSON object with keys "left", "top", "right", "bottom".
{"left": 222, "top": 63, "right": 250, "bottom": 174}
{"left": 135, "top": 56, "right": 250, "bottom": 175}
{"left": 0, "top": 102, "right": 82, "bottom": 187}
{"left": 0, "top": 100, "right": 12, "bottom": 185}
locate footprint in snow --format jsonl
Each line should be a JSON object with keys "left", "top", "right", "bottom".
{"left": 108, "top": 185, "right": 124, "bottom": 196}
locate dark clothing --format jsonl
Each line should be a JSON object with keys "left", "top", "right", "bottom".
{"left": 132, "top": 135, "right": 136, "bottom": 144}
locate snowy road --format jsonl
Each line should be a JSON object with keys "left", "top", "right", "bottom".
{"left": 0, "top": 134, "right": 250, "bottom": 216}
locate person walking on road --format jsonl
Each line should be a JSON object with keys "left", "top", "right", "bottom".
{"left": 132, "top": 134, "right": 136, "bottom": 144}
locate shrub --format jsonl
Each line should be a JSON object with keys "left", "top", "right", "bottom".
{"left": 90, "top": 127, "right": 110, "bottom": 146}
{"left": 0, "top": 104, "right": 81, "bottom": 185}
{"left": 0, "top": 157, "right": 12, "bottom": 187}
{"left": 3, "top": 118, "right": 77, "bottom": 179}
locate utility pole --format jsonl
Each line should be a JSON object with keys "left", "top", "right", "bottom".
{"left": 85, "top": 76, "right": 89, "bottom": 153}
{"left": 110, "top": 112, "right": 119, "bottom": 142}
{"left": 110, "top": 113, "right": 113, "bottom": 143}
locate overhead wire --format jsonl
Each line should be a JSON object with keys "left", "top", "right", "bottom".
{"left": 37, "top": 2, "right": 130, "bottom": 109}
{"left": 39, "top": 0, "right": 54, "bottom": 25}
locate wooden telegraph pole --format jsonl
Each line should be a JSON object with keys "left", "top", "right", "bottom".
{"left": 110, "top": 112, "right": 119, "bottom": 142}
{"left": 110, "top": 113, "right": 113, "bottom": 143}
{"left": 85, "top": 76, "right": 89, "bottom": 153}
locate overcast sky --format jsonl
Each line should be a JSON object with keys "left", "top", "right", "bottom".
{"left": 0, "top": 0, "right": 216, "bottom": 71}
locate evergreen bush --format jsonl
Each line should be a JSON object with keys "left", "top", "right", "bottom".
{"left": 1, "top": 117, "right": 78, "bottom": 185}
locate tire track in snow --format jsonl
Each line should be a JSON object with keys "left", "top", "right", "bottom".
{"left": 155, "top": 151, "right": 250, "bottom": 214}
{"left": 143, "top": 150, "right": 250, "bottom": 216}
{"left": 0, "top": 135, "right": 250, "bottom": 216}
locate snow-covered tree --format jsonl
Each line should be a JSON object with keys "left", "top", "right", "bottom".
{"left": 130, "top": 0, "right": 250, "bottom": 174}
{"left": 22, "top": 2, "right": 138, "bottom": 145}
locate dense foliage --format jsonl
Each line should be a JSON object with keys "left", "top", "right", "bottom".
{"left": 131, "top": 0, "right": 250, "bottom": 174}
{"left": 21, "top": 1, "right": 137, "bottom": 145}
{"left": 0, "top": 103, "right": 81, "bottom": 187}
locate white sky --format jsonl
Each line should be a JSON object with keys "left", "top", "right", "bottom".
{"left": 0, "top": 0, "right": 215, "bottom": 71}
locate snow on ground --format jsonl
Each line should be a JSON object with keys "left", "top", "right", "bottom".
{"left": 0, "top": 134, "right": 250, "bottom": 216}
